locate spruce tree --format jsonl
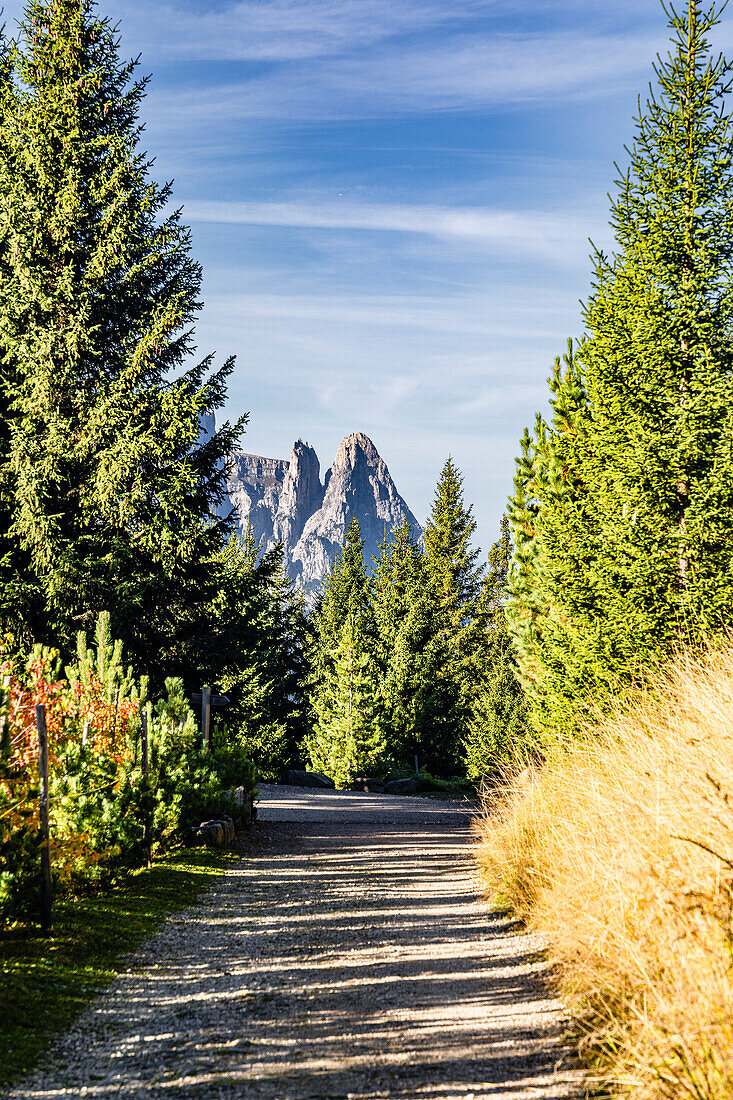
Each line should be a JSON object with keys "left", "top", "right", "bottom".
{"left": 370, "top": 520, "right": 437, "bottom": 764}
{"left": 483, "top": 515, "right": 512, "bottom": 622}
{"left": 184, "top": 526, "right": 307, "bottom": 781}
{"left": 424, "top": 458, "right": 484, "bottom": 637}
{"left": 508, "top": 0, "right": 733, "bottom": 738}
{"left": 306, "top": 617, "right": 386, "bottom": 788}
{"left": 0, "top": 0, "right": 243, "bottom": 665}
{"left": 464, "top": 516, "right": 528, "bottom": 779}
{"left": 423, "top": 458, "right": 486, "bottom": 734}
{"left": 235, "top": 546, "right": 307, "bottom": 781}
{"left": 308, "top": 517, "right": 371, "bottom": 683}
{"left": 507, "top": 345, "right": 602, "bottom": 735}
{"left": 322, "top": 516, "right": 370, "bottom": 626}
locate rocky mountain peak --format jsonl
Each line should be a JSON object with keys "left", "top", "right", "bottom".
{"left": 224, "top": 431, "right": 420, "bottom": 593}
{"left": 333, "top": 431, "right": 380, "bottom": 468}
{"left": 288, "top": 439, "right": 321, "bottom": 485}
{"left": 273, "top": 440, "right": 323, "bottom": 551}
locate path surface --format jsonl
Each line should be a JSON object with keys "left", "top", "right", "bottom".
{"left": 6, "top": 785, "right": 583, "bottom": 1100}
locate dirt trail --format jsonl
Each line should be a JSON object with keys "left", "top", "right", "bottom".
{"left": 6, "top": 785, "right": 583, "bottom": 1100}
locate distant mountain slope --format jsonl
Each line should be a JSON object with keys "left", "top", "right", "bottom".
{"left": 225, "top": 432, "right": 422, "bottom": 592}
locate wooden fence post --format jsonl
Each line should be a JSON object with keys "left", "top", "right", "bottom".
{"left": 0, "top": 674, "right": 10, "bottom": 746}
{"left": 201, "top": 685, "right": 211, "bottom": 752}
{"left": 111, "top": 688, "right": 120, "bottom": 741}
{"left": 140, "top": 708, "right": 149, "bottom": 778}
{"left": 140, "top": 708, "right": 151, "bottom": 868}
{"left": 35, "top": 704, "right": 52, "bottom": 933}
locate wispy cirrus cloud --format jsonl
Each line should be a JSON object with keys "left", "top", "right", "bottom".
{"left": 200, "top": 288, "right": 576, "bottom": 344}
{"left": 107, "top": 0, "right": 664, "bottom": 64}
{"left": 196, "top": 284, "right": 572, "bottom": 527}
{"left": 114, "top": 0, "right": 487, "bottom": 62}
{"left": 0, "top": 0, "right": 688, "bottom": 545}
{"left": 183, "top": 198, "right": 598, "bottom": 266}
{"left": 143, "top": 29, "right": 663, "bottom": 129}
{"left": 0, "top": 0, "right": 671, "bottom": 121}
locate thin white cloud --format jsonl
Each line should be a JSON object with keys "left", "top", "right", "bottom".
{"left": 195, "top": 280, "right": 587, "bottom": 547}
{"left": 0, "top": 1, "right": 695, "bottom": 121}
{"left": 114, "top": 0, "right": 488, "bottom": 62}
{"left": 142, "top": 27, "right": 663, "bottom": 128}
{"left": 107, "top": 0, "right": 663, "bottom": 64}
{"left": 183, "top": 198, "right": 594, "bottom": 265}
{"left": 201, "top": 287, "right": 566, "bottom": 542}
{"left": 198, "top": 288, "right": 579, "bottom": 358}
{"left": 324, "top": 31, "right": 660, "bottom": 108}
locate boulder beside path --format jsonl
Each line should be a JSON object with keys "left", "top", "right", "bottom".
{"left": 282, "top": 769, "right": 335, "bottom": 789}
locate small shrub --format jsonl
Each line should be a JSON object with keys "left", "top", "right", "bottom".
{"left": 0, "top": 622, "right": 256, "bottom": 927}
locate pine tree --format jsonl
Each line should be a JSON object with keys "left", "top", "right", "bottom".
{"left": 506, "top": 345, "right": 603, "bottom": 736}
{"left": 483, "top": 514, "right": 512, "bottom": 622}
{"left": 464, "top": 517, "right": 528, "bottom": 780}
{"left": 370, "top": 520, "right": 436, "bottom": 763}
{"left": 464, "top": 648, "right": 527, "bottom": 781}
{"left": 235, "top": 546, "right": 307, "bottom": 781}
{"left": 182, "top": 526, "right": 308, "bottom": 782}
{"left": 67, "top": 610, "right": 136, "bottom": 703}
{"left": 507, "top": 1, "right": 733, "bottom": 738}
{"left": 322, "top": 516, "right": 370, "bottom": 626}
{"left": 424, "top": 458, "right": 484, "bottom": 642}
{"left": 0, "top": 0, "right": 243, "bottom": 665}
{"left": 423, "top": 459, "right": 486, "bottom": 755}
{"left": 308, "top": 517, "right": 371, "bottom": 683}
{"left": 306, "top": 617, "right": 387, "bottom": 788}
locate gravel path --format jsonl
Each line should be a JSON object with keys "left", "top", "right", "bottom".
{"left": 6, "top": 785, "right": 583, "bottom": 1100}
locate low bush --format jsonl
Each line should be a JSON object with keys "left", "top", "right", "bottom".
{"left": 416, "top": 770, "right": 472, "bottom": 794}
{"left": 0, "top": 615, "right": 255, "bottom": 928}
{"left": 474, "top": 645, "right": 733, "bottom": 1099}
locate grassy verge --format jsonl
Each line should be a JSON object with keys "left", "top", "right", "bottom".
{"left": 0, "top": 845, "right": 241, "bottom": 1086}
{"left": 474, "top": 647, "right": 733, "bottom": 1100}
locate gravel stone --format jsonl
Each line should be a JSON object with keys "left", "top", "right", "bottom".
{"left": 5, "top": 784, "right": 584, "bottom": 1100}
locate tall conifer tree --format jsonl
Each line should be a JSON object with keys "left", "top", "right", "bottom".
{"left": 508, "top": 0, "right": 733, "bottom": 737}
{"left": 424, "top": 459, "right": 486, "bottom": 710}
{"left": 308, "top": 517, "right": 371, "bottom": 681}
{"left": 371, "top": 520, "right": 439, "bottom": 762}
{"left": 194, "top": 531, "right": 307, "bottom": 781}
{"left": 464, "top": 516, "right": 528, "bottom": 779}
{"left": 424, "top": 459, "right": 483, "bottom": 631}
{"left": 306, "top": 617, "right": 386, "bottom": 788}
{"left": 0, "top": 0, "right": 243, "bottom": 662}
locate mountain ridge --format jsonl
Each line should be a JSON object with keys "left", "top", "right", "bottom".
{"left": 224, "top": 431, "right": 421, "bottom": 592}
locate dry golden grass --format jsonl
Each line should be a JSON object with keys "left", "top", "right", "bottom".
{"left": 474, "top": 645, "right": 733, "bottom": 1099}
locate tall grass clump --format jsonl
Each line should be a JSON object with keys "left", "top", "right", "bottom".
{"left": 475, "top": 645, "right": 733, "bottom": 1099}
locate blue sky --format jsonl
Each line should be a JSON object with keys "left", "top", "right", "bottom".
{"left": 8, "top": 0, "right": 729, "bottom": 551}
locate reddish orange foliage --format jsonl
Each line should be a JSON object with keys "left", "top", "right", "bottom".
{"left": 4, "top": 653, "right": 139, "bottom": 771}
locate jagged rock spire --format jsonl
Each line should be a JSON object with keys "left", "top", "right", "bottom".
{"left": 225, "top": 431, "right": 421, "bottom": 592}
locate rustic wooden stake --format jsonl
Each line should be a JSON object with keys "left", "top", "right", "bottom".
{"left": 111, "top": 688, "right": 120, "bottom": 742}
{"left": 35, "top": 704, "right": 52, "bottom": 933}
{"left": 140, "top": 708, "right": 151, "bottom": 868}
{"left": 0, "top": 674, "right": 12, "bottom": 750}
{"left": 140, "top": 708, "right": 149, "bottom": 778}
{"left": 201, "top": 685, "right": 211, "bottom": 752}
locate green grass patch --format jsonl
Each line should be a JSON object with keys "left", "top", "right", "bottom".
{"left": 0, "top": 846, "right": 240, "bottom": 1086}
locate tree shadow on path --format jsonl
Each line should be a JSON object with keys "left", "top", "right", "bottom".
{"left": 7, "top": 795, "right": 584, "bottom": 1100}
